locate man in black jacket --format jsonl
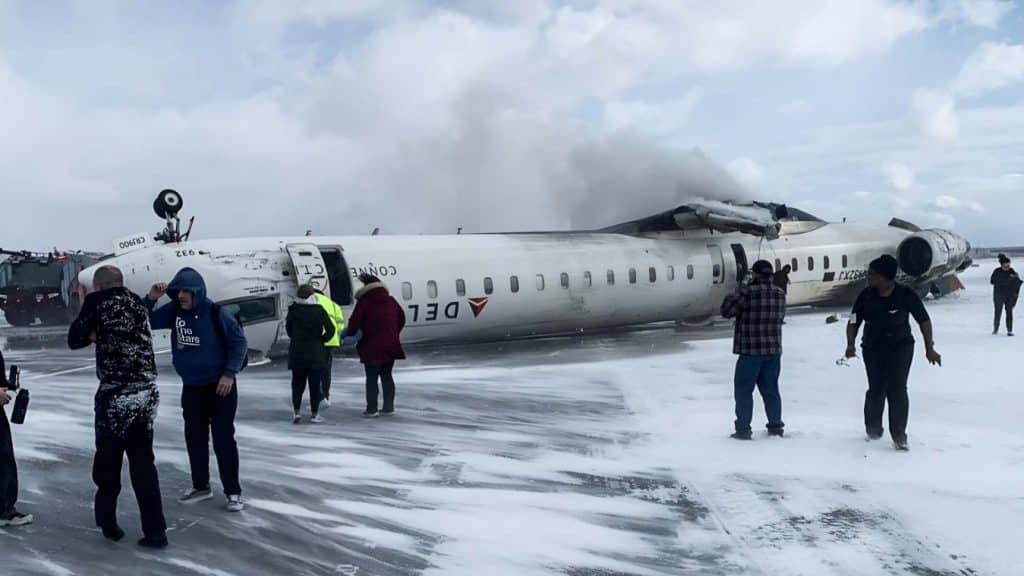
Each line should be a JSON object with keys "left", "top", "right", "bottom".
{"left": 68, "top": 266, "right": 167, "bottom": 548}
{"left": 0, "top": 350, "right": 32, "bottom": 527}
{"left": 991, "top": 254, "right": 1021, "bottom": 336}
{"left": 845, "top": 255, "right": 942, "bottom": 451}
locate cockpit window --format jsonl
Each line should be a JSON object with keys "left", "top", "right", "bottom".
{"left": 218, "top": 296, "right": 278, "bottom": 326}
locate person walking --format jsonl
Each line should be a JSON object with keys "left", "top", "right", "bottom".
{"left": 343, "top": 274, "right": 406, "bottom": 418}
{"left": 67, "top": 266, "right": 167, "bottom": 547}
{"left": 720, "top": 260, "right": 787, "bottom": 440}
{"left": 144, "top": 268, "right": 247, "bottom": 512}
{"left": 990, "top": 254, "right": 1021, "bottom": 336}
{"left": 845, "top": 255, "right": 942, "bottom": 451}
{"left": 0, "top": 350, "right": 32, "bottom": 528}
{"left": 286, "top": 285, "right": 336, "bottom": 424}
{"left": 313, "top": 289, "right": 344, "bottom": 408}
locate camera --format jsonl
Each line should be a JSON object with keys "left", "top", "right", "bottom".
{"left": 6, "top": 365, "right": 29, "bottom": 425}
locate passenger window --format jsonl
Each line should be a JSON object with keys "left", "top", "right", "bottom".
{"left": 713, "top": 264, "right": 722, "bottom": 278}
{"left": 629, "top": 268, "right": 637, "bottom": 284}
{"left": 842, "top": 255, "right": 849, "bottom": 268}
{"left": 560, "top": 272, "right": 569, "bottom": 289}
{"left": 649, "top": 267, "right": 657, "bottom": 283}
{"left": 456, "top": 278, "right": 466, "bottom": 297}
{"left": 667, "top": 266, "right": 675, "bottom": 281}
{"left": 536, "top": 274, "right": 545, "bottom": 291}
{"left": 427, "top": 281, "right": 438, "bottom": 299}
{"left": 687, "top": 264, "right": 694, "bottom": 280}
{"left": 791, "top": 258, "right": 799, "bottom": 272}
{"left": 823, "top": 256, "right": 831, "bottom": 270}
{"left": 510, "top": 275, "right": 519, "bottom": 293}
{"left": 808, "top": 257, "right": 815, "bottom": 271}
{"left": 219, "top": 296, "right": 277, "bottom": 325}
{"left": 484, "top": 277, "right": 494, "bottom": 295}
{"left": 401, "top": 282, "right": 413, "bottom": 301}
{"left": 607, "top": 270, "right": 615, "bottom": 285}
{"left": 583, "top": 271, "right": 592, "bottom": 287}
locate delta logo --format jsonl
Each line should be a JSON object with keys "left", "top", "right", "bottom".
{"left": 468, "top": 297, "right": 489, "bottom": 317}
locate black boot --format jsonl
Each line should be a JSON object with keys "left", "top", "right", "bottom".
{"left": 101, "top": 524, "right": 125, "bottom": 542}
{"left": 138, "top": 534, "right": 169, "bottom": 549}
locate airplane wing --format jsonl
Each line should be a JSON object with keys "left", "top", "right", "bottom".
{"left": 601, "top": 200, "right": 788, "bottom": 239}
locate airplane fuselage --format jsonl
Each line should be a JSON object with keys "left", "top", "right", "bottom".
{"left": 86, "top": 221, "right": 936, "bottom": 360}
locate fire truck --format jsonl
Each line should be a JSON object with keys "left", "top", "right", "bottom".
{"left": 0, "top": 249, "right": 102, "bottom": 326}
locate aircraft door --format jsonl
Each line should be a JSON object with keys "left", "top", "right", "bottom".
{"left": 708, "top": 245, "right": 725, "bottom": 285}
{"left": 285, "top": 243, "right": 330, "bottom": 296}
{"left": 731, "top": 243, "right": 749, "bottom": 283}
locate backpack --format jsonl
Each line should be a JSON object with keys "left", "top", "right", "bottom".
{"left": 173, "top": 303, "right": 249, "bottom": 372}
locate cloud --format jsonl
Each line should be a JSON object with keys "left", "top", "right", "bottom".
{"left": 933, "top": 194, "right": 986, "bottom": 213}
{"left": 954, "top": 42, "right": 1024, "bottom": 97}
{"left": 885, "top": 162, "right": 916, "bottom": 190}
{"left": 954, "top": 0, "right": 1015, "bottom": 28}
{"left": 727, "top": 157, "right": 766, "bottom": 189}
{"left": 911, "top": 88, "right": 959, "bottom": 142}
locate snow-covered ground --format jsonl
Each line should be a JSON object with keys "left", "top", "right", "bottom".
{"left": 0, "top": 261, "right": 1019, "bottom": 575}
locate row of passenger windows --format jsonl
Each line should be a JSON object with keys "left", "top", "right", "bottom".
{"left": 775, "top": 254, "right": 849, "bottom": 273}
{"left": 404, "top": 265, "right": 697, "bottom": 301}
{"left": 403, "top": 254, "right": 852, "bottom": 301}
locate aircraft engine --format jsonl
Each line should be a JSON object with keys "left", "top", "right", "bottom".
{"left": 897, "top": 229, "right": 971, "bottom": 278}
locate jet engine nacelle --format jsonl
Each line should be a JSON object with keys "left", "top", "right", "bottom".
{"left": 897, "top": 229, "right": 970, "bottom": 278}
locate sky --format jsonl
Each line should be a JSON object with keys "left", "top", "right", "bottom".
{"left": 0, "top": 0, "right": 1021, "bottom": 251}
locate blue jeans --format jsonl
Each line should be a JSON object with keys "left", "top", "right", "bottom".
{"left": 734, "top": 354, "right": 784, "bottom": 434}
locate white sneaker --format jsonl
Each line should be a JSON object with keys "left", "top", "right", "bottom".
{"left": 179, "top": 488, "right": 214, "bottom": 504}
{"left": 318, "top": 397, "right": 331, "bottom": 412}
{"left": 226, "top": 495, "right": 244, "bottom": 512}
{"left": 0, "top": 510, "right": 33, "bottom": 527}
{"left": 292, "top": 414, "right": 302, "bottom": 424}
{"left": 310, "top": 415, "right": 325, "bottom": 424}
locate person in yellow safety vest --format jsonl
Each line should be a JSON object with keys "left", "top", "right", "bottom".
{"left": 314, "top": 290, "right": 345, "bottom": 409}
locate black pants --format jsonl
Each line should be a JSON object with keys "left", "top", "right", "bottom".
{"left": 93, "top": 418, "right": 166, "bottom": 537}
{"left": 320, "top": 353, "right": 334, "bottom": 400}
{"left": 181, "top": 384, "right": 241, "bottom": 496}
{"left": 862, "top": 343, "right": 914, "bottom": 443}
{"left": 0, "top": 408, "right": 18, "bottom": 515}
{"left": 291, "top": 368, "right": 324, "bottom": 414}
{"left": 994, "top": 295, "right": 1014, "bottom": 333}
{"left": 365, "top": 361, "right": 395, "bottom": 413}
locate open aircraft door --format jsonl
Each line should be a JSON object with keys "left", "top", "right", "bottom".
{"left": 285, "top": 243, "right": 331, "bottom": 297}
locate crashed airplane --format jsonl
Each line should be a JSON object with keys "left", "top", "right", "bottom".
{"left": 80, "top": 190, "right": 972, "bottom": 361}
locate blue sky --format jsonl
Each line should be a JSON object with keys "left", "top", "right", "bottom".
{"left": 0, "top": 0, "right": 1021, "bottom": 250}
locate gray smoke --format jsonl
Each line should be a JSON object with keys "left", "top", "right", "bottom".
{"left": 318, "top": 86, "right": 751, "bottom": 236}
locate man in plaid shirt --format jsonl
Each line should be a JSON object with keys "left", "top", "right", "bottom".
{"left": 721, "top": 259, "right": 787, "bottom": 439}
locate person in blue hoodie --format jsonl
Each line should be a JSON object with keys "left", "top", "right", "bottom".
{"left": 144, "top": 268, "right": 247, "bottom": 512}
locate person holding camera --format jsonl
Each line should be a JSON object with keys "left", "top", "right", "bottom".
{"left": 0, "top": 350, "right": 32, "bottom": 527}
{"left": 68, "top": 266, "right": 167, "bottom": 547}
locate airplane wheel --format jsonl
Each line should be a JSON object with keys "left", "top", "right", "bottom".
{"left": 153, "top": 189, "right": 184, "bottom": 219}
{"left": 4, "top": 308, "right": 34, "bottom": 327}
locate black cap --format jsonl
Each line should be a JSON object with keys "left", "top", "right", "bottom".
{"left": 869, "top": 255, "right": 899, "bottom": 280}
{"left": 998, "top": 253, "right": 1010, "bottom": 264}
{"left": 751, "top": 260, "right": 774, "bottom": 276}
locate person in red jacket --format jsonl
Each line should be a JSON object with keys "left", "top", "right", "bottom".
{"left": 343, "top": 274, "right": 406, "bottom": 417}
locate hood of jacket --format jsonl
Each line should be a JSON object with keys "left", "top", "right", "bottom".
{"left": 292, "top": 294, "right": 321, "bottom": 306}
{"left": 167, "top": 267, "right": 209, "bottom": 309}
{"left": 355, "top": 282, "right": 388, "bottom": 300}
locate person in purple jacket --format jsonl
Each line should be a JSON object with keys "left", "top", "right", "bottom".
{"left": 144, "top": 268, "right": 247, "bottom": 512}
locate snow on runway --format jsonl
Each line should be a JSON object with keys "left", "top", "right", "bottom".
{"left": 0, "top": 262, "right": 1019, "bottom": 575}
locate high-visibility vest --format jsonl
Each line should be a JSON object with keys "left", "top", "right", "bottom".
{"left": 315, "top": 293, "right": 345, "bottom": 348}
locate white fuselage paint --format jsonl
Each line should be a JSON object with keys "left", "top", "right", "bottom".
{"left": 82, "top": 222, "right": 926, "bottom": 359}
